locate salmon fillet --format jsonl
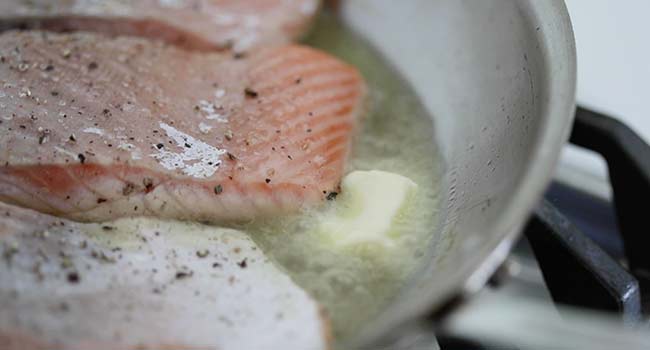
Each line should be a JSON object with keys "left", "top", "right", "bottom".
{"left": 0, "top": 0, "right": 321, "bottom": 52}
{"left": 0, "top": 202, "right": 331, "bottom": 350}
{"left": 0, "top": 31, "right": 365, "bottom": 222}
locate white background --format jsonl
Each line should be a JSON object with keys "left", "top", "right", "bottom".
{"left": 556, "top": 0, "right": 650, "bottom": 198}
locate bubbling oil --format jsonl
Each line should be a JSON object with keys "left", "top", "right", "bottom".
{"left": 240, "top": 13, "right": 441, "bottom": 342}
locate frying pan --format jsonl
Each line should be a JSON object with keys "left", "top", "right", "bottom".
{"left": 2, "top": 0, "right": 633, "bottom": 348}
{"left": 335, "top": 0, "right": 577, "bottom": 347}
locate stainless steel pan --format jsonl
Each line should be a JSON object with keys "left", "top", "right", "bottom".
{"left": 335, "top": 0, "right": 577, "bottom": 347}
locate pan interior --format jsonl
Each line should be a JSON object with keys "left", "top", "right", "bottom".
{"left": 336, "top": 0, "right": 576, "bottom": 346}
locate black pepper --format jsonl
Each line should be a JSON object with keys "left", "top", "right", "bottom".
{"left": 88, "top": 62, "right": 98, "bottom": 70}
{"left": 237, "top": 258, "right": 247, "bottom": 268}
{"left": 175, "top": 271, "right": 193, "bottom": 280}
{"left": 326, "top": 192, "right": 338, "bottom": 201}
{"left": 244, "top": 87, "right": 258, "bottom": 98}
{"left": 214, "top": 184, "right": 223, "bottom": 195}
{"left": 77, "top": 154, "right": 86, "bottom": 164}
{"left": 122, "top": 182, "right": 136, "bottom": 196}
{"left": 143, "top": 178, "right": 154, "bottom": 192}
{"left": 66, "top": 271, "right": 80, "bottom": 284}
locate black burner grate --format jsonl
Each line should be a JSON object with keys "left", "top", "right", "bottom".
{"left": 528, "top": 107, "right": 650, "bottom": 319}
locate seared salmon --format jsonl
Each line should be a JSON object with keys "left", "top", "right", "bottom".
{"left": 0, "top": 31, "right": 365, "bottom": 222}
{"left": 0, "top": 201, "right": 330, "bottom": 350}
{"left": 0, "top": 0, "right": 321, "bottom": 52}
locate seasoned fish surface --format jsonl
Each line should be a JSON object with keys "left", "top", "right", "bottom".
{"left": 0, "top": 31, "right": 365, "bottom": 222}
{"left": 0, "top": 202, "right": 330, "bottom": 350}
{"left": 0, "top": 0, "right": 321, "bottom": 51}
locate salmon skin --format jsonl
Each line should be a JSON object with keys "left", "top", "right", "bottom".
{"left": 0, "top": 0, "right": 321, "bottom": 52}
{"left": 0, "top": 31, "right": 365, "bottom": 222}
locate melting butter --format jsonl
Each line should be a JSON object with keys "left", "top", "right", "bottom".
{"left": 319, "top": 170, "right": 418, "bottom": 248}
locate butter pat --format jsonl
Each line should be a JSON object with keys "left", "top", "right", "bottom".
{"left": 320, "top": 170, "right": 418, "bottom": 248}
